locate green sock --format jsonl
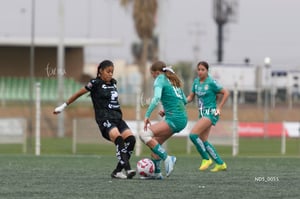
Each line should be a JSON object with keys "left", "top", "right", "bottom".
{"left": 189, "top": 134, "right": 210, "bottom": 160}
{"left": 204, "top": 141, "right": 224, "bottom": 164}
{"left": 151, "top": 158, "right": 161, "bottom": 173}
{"left": 152, "top": 144, "right": 168, "bottom": 161}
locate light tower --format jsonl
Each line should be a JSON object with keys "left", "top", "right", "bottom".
{"left": 213, "top": 0, "right": 238, "bottom": 63}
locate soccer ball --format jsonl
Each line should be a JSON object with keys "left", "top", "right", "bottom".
{"left": 136, "top": 158, "right": 155, "bottom": 177}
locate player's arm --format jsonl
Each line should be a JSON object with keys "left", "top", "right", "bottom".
{"left": 186, "top": 92, "right": 195, "bottom": 103}
{"left": 145, "top": 87, "right": 162, "bottom": 118}
{"left": 53, "top": 87, "right": 89, "bottom": 114}
{"left": 144, "top": 86, "right": 162, "bottom": 130}
{"left": 215, "top": 88, "right": 229, "bottom": 115}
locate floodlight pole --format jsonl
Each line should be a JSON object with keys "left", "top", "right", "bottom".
{"left": 213, "top": 0, "right": 228, "bottom": 63}
{"left": 216, "top": 22, "right": 224, "bottom": 63}
{"left": 213, "top": 0, "right": 235, "bottom": 63}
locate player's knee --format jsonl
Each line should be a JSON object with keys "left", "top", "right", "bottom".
{"left": 114, "top": 135, "right": 124, "bottom": 145}
{"left": 139, "top": 129, "right": 153, "bottom": 144}
{"left": 125, "top": 135, "right": 136, "bottom": 147}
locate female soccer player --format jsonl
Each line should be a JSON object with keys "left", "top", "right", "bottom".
{"left": 186, "top": 61, "right": 229, "bottom": 172}
{"left": 53, "top": 60, "right": 136, "bottom": 179}
{"left": 139, "top": 61, "right": 188, "bottom": 179}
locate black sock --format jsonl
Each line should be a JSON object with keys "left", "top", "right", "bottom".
{"left": 114, "top": 136, "right": 130, "bottom": 171}
{"left": 115, "top": 135, "right": 136, "bottom": 171}
{"left": 125, "top": 135, "right": 136, "bottom": 158}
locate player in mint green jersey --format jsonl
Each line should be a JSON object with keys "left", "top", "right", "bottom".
{"left": 139, "top": 61, "right": 188, "bottom": 179}
{"left": 187, "top": 61, "right": 229, "bottom": 172}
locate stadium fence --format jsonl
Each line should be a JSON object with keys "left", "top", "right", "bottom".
{"left": 0, "top": 118, "right": 27, "bottom": 153}
{"left": 71, "top": 118, "right": 234, "bottom": 155}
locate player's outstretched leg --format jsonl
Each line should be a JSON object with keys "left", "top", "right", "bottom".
{"left": 112, "top": 135, "right": 136, "bottom": 179}
{"left": 111, "top": 136, "right": 136, "bottom": 179}
{"left": 124, "top": 135, "right": 136, "bottom": 179}
{"left": 151, "top": 143, "right": 176, "bottom": 177}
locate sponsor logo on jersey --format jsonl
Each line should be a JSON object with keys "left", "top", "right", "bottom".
{"left": 204, "top": 84, "right": 209, "bottom": 90}
{"left": 86, "top": 82, "right": 93, "bottom": 89}
{"left": 108, "top": 104, "right": 120, "bottom": 109}
{"left": 102, "top": 84, "right": 115, "bottom": 89}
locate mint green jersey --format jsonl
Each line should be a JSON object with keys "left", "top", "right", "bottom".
{"left": 192, "top": 76, "right": 223, "bottom": 125}
{"left": 145, "top": 74, "right": 187, "bottom": 133}
{"left": 192, "top": 75, "right": 223, "bottom": 110}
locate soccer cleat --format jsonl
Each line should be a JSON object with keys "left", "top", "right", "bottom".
{"left": 111, "top": 171, "right": 127, "bottom": 179}
{"left": 140, "top": 173, "right": 164, "bottom": 180}
{"left": 210, "top": 162, "right": 227, "bottom": 172}
{"left": 199, "top": 158, "right": 213, "bottom": 171}
{"left": 126, "top": 169, "right": 136, "bottom": 179}
{"left": 164, "top": 156, "right": 176, "bottom": 177}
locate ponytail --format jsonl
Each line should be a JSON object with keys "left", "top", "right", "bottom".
{"left": 151, "top": 61, "right": 183, "bottom": 88}
{"left": 164, "top": 69, "right": 182, "bottom": 88}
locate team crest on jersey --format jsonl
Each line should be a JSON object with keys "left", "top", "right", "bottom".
{"left": 204, "top": 84, "right": 209, "bottom": 90}
{"left": 86, "top": 81, "right": 93, "bottom": 89}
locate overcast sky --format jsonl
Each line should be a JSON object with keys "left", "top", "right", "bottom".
{"left": 1, "top": 0, "right": 299, "bottom": 69}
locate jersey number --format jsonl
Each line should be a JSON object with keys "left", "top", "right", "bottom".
{"left": 173, "top": 87, "right": 183, "bottom": 99}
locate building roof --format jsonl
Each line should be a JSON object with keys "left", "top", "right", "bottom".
{"left": 0, "top": 37, "right": 122, "bottom": 47}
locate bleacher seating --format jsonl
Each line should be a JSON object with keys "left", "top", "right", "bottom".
{"left": 0, "top": 77, "right": 90, "bottom": 102}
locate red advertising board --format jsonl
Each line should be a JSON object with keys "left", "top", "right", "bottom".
{"left": 238, "top": 122, "right": 286, "bottom": 137}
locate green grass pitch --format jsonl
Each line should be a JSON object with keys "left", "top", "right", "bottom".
{"left": 0, "top": 154, "right": 299, "bottom": 199}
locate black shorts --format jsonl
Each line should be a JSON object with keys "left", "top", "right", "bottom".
{"left": 97, "top": 119, "right": 130, "bottom": 141}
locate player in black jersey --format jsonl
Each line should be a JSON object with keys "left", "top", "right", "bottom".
{"left": 54, "top": 60, "right": 136, "bottom": 179}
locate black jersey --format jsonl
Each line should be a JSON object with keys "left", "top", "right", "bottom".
{"left": 85, "top": 77, "right": 122, "bottom": 122}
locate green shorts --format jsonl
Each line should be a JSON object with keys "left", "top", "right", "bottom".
{"left": 165, "top": 115, "right": 188, "bottom": 133}
{"left": 199, "top": 108, "right": 219, "bottom": 126}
